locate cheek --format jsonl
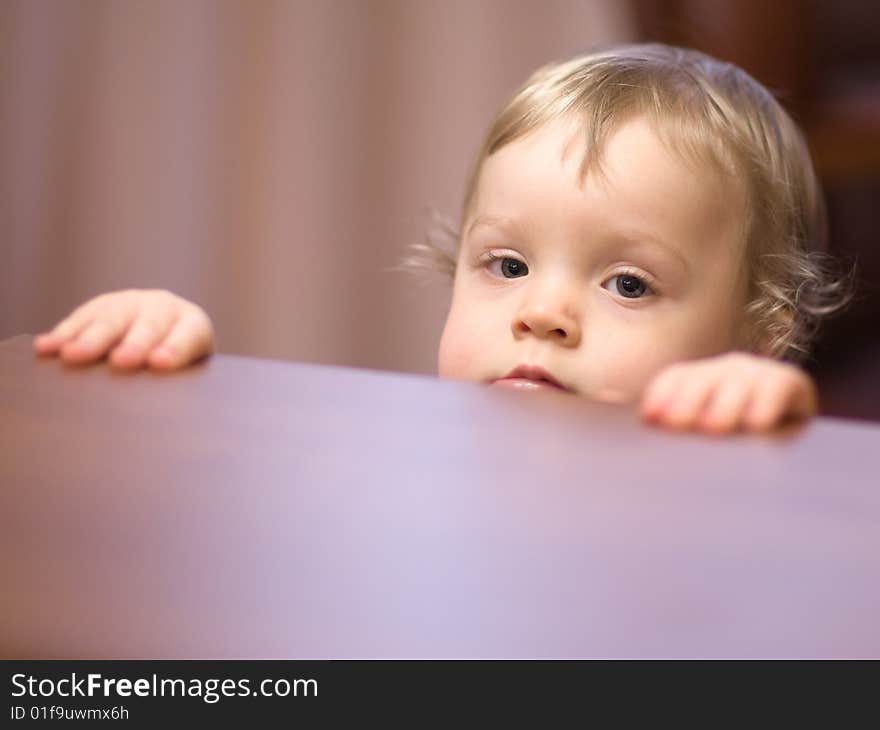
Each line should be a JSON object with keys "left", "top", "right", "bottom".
{"left": 599, "top": 314, "right": 741, "bottom": 396}
{"left": 579, "top": 329, "right": 674, "bottom": 401}
{"left": 437, "top": 275, "right": 502, "bottom": 381}
{"left": 577, "top": 300, "right": 743, "bottom": 401}
{"left": 437, "top": 309, "right": 478, "bottom": 379}
{"left": 687, "top": 255, "right": 751, "bottom": 349}
{"left": 677, "top": 295, "right": 748, "bottom": 354}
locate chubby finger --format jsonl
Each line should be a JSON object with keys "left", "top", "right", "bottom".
{"left": 109, "top": 307, "right": 180, "bottom": 370}
{"left": 698, "top": 376, "right": 754, "bottom": 433}
{"left": 59, "top": 312, "right": 136, "bottom": 365}
{"left": 745, "top": 367, "right": 818, "bottom": 430}
{"left": 146, "top": 306, "right": 214, "bottom": 370}
{"left": 654, "top": 367, "right": 725, "bottom": 429}
{"left": 34, "top": 325, "right": 88, "bottom": 355}
{"left": 640, "top": 364, "right": 690, "bottom": 421}
{"left": 34, "top": 301, "right": 104, "bottom": 355}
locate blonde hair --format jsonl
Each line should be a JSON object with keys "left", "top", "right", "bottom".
{"left": 405, "top": 43, "right": 850, "bottom": 360}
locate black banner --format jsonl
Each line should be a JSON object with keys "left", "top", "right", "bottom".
{"left": 2, "top": 659, "right": 874, "bottom": 724}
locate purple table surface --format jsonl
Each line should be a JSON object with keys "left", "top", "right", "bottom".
{"left": 2, "top": 334, "right": 879, "bottom": 658}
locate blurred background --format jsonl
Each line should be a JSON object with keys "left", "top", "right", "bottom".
{"left": 1, "top": 0, "right": 878, "bottom": 420}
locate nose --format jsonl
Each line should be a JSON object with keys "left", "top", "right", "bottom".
{"left": 512, "top": 288, "right": 582, "bottom": 347}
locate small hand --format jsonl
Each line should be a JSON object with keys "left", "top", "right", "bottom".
{"left": 640, "top": 352, "right": 818, "bottom": 433}
{"left": 34, "top": 289, "right": 215, "bottom": 371}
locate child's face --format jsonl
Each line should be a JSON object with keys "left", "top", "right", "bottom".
{"left": 438, "top": 117, "right": 751, "bottom": 402}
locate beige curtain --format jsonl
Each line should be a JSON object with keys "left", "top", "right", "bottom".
{"left": 0, "top": 0, "right": 634, "bottom": 374}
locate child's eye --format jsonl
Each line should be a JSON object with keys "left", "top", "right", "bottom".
{"left": 602, "top": 273, "right": 653, "bottom": 298}
{"left": 486, "top": 256, "right": 529, "bottom": 279}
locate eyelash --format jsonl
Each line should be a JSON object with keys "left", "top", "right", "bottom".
{"left": 477, "top": 251, "right": 659, "bottom": 297}
{"left": 605, "top": 266, "right": 659, "bottom": 298}
{"left": 477, "top": 250, "right": 526, "bottom": 278}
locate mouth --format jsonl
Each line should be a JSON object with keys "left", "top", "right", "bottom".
{"left": 490, "top": 365, "right": 571, "bottom": 393}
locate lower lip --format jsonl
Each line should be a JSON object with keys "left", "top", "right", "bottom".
{"left": 491, "top": 378, "right": 566, "bottom": 392}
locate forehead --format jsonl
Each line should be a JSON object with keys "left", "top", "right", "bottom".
{"left": 468, "top": 117, "right": 746, "bottom": 254}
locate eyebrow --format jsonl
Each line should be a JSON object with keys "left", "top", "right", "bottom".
{"left": 464, "top": 215, "right": 522, "bottom": 240}
{"left": 612, "top": 228, "right": 690, "bottom": 273}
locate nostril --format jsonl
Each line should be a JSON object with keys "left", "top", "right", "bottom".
{"left": 513, "top": 320, "right": 569, "bottom": 339}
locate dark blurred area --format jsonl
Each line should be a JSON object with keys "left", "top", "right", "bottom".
{"left": 634, "top": 0, "right": 880, "bottom": 422}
